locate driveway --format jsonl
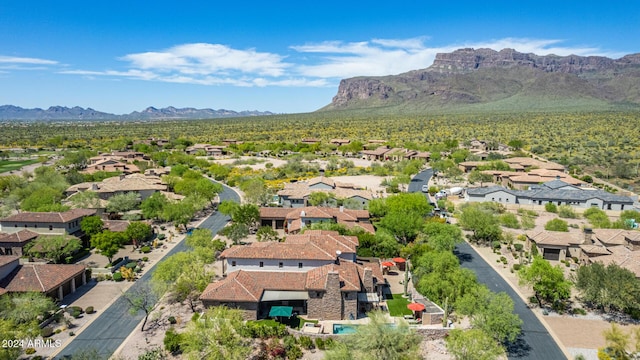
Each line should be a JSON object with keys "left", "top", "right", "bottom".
{"left": 54, "top": 182, "right": 240, "bottom": 359}
{"left": 455, "top": 242, "right": 567, "bottom": 359}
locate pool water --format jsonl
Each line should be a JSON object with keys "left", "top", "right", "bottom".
{"left": 333, "top": 324, "right": 358, "bottom": 334}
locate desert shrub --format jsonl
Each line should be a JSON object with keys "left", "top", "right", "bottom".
{"left": 315, "top": 338, "right": 325, "bottom": 350}
{"left": 25, "top": 348, "right": 36, "bottom": 355}
{"left": 545, "top": 218, "right": 569, "bottom": 232}
{"left": 520, "top": 216, "right": 535, "bottom": 230}
{"left": 299, "top": 336, "right": 314, "bottom": 350}
{"left": 557, "top": 205, "right": 578, "bottom": 219}
{"left": 512, "top": 264, "right": 522, "bottom": 271}
{"left": 85, "top": 306, "right": 94, "bottom": 314}
{"left": 112, "top": 272, "right": 124, "bottom": 282}
{"left": 545, "top": 203, "right": 557, "bottom": 213}
{"left": 167, "top": 316, "right": 177, "bottom": 324}
{"left": 140, "top": 246, "right": 151, "bottom": 253}
{"left": 499, "top": 213, "right": 521, "bottom": 229}
{"left": 514, "top": 243, "right": 523, "bottom": 252}
{"left": 287, "top": 346, "right": 303, "bottom": 359}
{"left": 157, "top": 233, "right": 166, "bottom": 240}
{"left": 191, "top": 312, "right": 201, "bottom": 322}
{"left": 500, "top": 256, "right": 507, "bottom": 264}
{"left": 41, "top": 326, "right": 53, "bottom": 338}
{"left": 69, "top": 331, "right": 75, "bottom": 336}
{"left": 517, "top": 208, "right": 538, "bottom": 217}
{"left": 242, "top": 320, "right": 288, "bottom": 339}
{"left": 492, "top": 241, "right": 501, "bottom": 250}
{"left": 164, "top": 327, "right": 182, "bottom": 353}
{"left": 142, "top": 257, "right": 149, "bottom": 262}
{"left": 571, "top": 308, "right": 587, "bottom": 316}
{"left": 125, "top": 262, "right": 137, "bottom": 269}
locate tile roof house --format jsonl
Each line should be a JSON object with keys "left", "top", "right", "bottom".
{"left": 201, "top": 254, "right": 384, "bottom": 320}
{"left": 277, "top": 176, "right": 376, "bottom": 209}
{"left": 467, "top": 180, "right": 635, "bottom": 211}
{"left": 0, "top": 255, "right": 87, "bottom": 300}
{"left": 82, "top": 159, "right": 141, "bottom": 175}
{"left": 260, "top": 206, "right": 374, "bottom": 234}
{"left": 0, "top": 209, "right": 97, "bottom": 236}
{"left": 65, "top": 173, "right": 167, "bottom": 201}
{"left": 0, "top": 230, "right": 39, "bottom": 256}
{"left": 185, "top": 144, "right": 227, "bottom": 157}
{"left": 89, "top": 151, "right": 149, "bottom": 165}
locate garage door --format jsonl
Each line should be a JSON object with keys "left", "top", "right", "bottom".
{"left": 543, "top": 248, "right": 561, "bottom": 261}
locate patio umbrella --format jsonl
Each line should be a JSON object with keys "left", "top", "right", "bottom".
{"left": 392, "top": 257, "right": 406, "bottom": 263}
{"left": 407, "top": 303, "right": 425, "bottom": 312}
{"left": 381, "top": 261, "right": 395, "bottom": 267}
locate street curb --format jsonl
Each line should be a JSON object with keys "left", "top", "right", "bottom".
{"left": 467, "top": 241, "right": 573, "bottom": 360}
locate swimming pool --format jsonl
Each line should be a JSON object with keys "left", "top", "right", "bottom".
{"left": 332, "top": 324, "right": 359, "bottom": 334}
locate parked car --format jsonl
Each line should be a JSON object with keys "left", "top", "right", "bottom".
{"left": 421, "top": 184, "right": 429, "bottom": 192}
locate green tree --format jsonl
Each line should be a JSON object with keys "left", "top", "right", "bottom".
{"left": 308, "top": 191, "right": 332, "bottom": 206}
{"left": 69, "top": 190, "right": 102, "bottom": 209}
{"left": 140, "top": 192, "right": 169, "bottom": 220}
{"left": 584, "top": 207, "right": 612, "bottom": 228}
{"left": 256, "top": 226, "right": 280, "bottom": 242}
{"left": 125, "top": 222, "right": 152, "bottom": 248}
{"left": 324, "top": 311, "right": 422, "bottom": 360}
{"left": 180, "top": 306, "right": 252, "bottom": 360}
{"left": 468, "top": 170, "right": 494, "bottom": 186}
{"left": 20, "top": 186, "right": 69, "bottom": 212}
{"left": 422, "top": 222, "right": 464, "bottom": 252}
{"left": 220, "top": 223, "right": 249, "bottom": 244}
{"left": 458, "top": 205, "right": 502, "bottom": 245}
{"left": 446, "top": 329, "right": 506, "bottom": 360}
{"left": 106, "top": 192, "right": 140, "bottom": 214}
{"left": 545, "top": 202, "right": 558, "bottom": 213}
{"left": 544, "top": 218, "right": 569, "bottom": 232}
{"left": 377, "top": 192, "right": 431, "bottom": 244}
{"left": 518, "top": 256, "right": 572, "bottom": 308}
{"left": 26, "top": 235, "right": 82, "bottom": 264}
{"left": 91, "top": 230, "right": 126, "bottom": 264}
{"left": 600, "top": 323, "right": 632, "bottom": 360}
{"left": 161, "top": 201, "right": 196, "bottom": 230}
{"left": 0, "top": 292, "right": 57, "bottom": 325}
{"left": 239, "top": 178, "right": 271, "bottom": 205}
{"left": 456, "top": 286, "right": 522, "bottom": 343}
{"left": 574, "top": 262, "right": 640, "bottom": 313}
{"left": 185, "top": 228, "right": 213, "bottom": 248}
{"left": 121, "top": 282, "right": 161, "bottom": 332}
{"left": 81, "top": 215, "right": 104, "bottom": 237}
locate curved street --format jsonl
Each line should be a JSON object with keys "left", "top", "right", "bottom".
{"left": 410, "top": 169, "right": 567, "bottom": 359}
{"left": 54, "top": 183, "right": 240, "bottom": 359}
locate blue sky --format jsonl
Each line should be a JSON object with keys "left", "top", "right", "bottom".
{"left": 1, "top": 1, "right": 638, "bottom": 114}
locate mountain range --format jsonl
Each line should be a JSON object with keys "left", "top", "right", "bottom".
{"left": 0, "top": 105, "right": 274, "bottom": 121}
{"left": 323, "top": 48, "right": 640, "bottom": 113}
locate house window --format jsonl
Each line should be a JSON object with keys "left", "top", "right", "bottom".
{"left": 231, "top": 261, "right": 236, "bottom": 267}
{"left": 279, "top": 262, "right": 284, "bottom": 268}
{"left": 14, "top": 224, "right": 17, "bottom": 228}
{"left": 49, "top": 225, "right": 53, "bottom": 231}
{"left": 259, "top": 261, "right": 264, "bottom": 268}
{"left": 298, "top": 262, "right": 303, "bottom": 268}
{"left": 34, "top": 224, "right": 37, "bottom": 228}
{"left": 24, "top": 224, "right": 27, "bottom": 228}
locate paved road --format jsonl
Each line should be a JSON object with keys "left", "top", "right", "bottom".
{"left": 455, "top": 242, "right": 567, "bottom": 359}
{"left": 407, "top": 170, "right": 567, "bottom": 359}
{"left": 407, "top": 168, "right": 434, "bottom": 194}
{"left": 54, "top": 183, "right": 240, "bottom": 359}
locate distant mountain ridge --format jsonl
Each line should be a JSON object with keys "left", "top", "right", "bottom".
{"left": 324, "top": 48, "right": 640, "bottom": 112}
{"left": 0, "top": 105, "right": 274, "bottom": 121}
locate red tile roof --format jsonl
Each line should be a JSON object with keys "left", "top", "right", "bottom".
{"left": 0, "top": 263, "right": 85, "bottom": 293}
{"left": 103, "top": 220, "right": 130, "bottom": 232}
{"left": 220, "top": 241, "right": 336, "bottom": 261}
{"left": 200, "top": 271, "right": 307, "bottom": 302}
{"left": 0, "top": 230, "right": 39, "bottom": 243}
{"left": 1, "top": 209, "right": 96, "bottom": 224}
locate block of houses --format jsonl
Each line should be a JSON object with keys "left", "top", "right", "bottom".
{"left": 0, "top": 255, "right": 87, "bottom": 301}
{"left": 466, "top": 179, "right": 635, "bottom": 211}
{"left": 527, "top": 228, "right": 640, "bottom": 278}
{"left": 260, "top": 206, "right": 374, "bottom": 234}
{"left": 66, "top": 173, "right": 167, "bottom": 201}
{"left": 276, "top": 176, "right": 376, "bottom": 209}
{"left": 185, "top": 144, "right": 227, "bottom": 157}
{"left": 330, "top": 139, "right": 350, "bottom": 146}
{"left": 0, "top": 209, "right": 97, "bottom": 236}
{"left": 89, "top": 151, "right": 149, "bottom": 165}
{"left": 0, "top": 230, "right": 39, "bottom": 256}
{"left": 200, "top": 230, "right": 384, "bottom": 320}
{"left": 82, "top": 159, "right": 141, "bottom": 175}
{"left": 502, "top": 157, "right": 565, "bottom": 171}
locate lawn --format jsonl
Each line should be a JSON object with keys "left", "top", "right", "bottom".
{"left": 0, "top": 159, "right": 39, "bottom": 173}
{"left": 386, "top": 293, "right": 413, "bottom": 317}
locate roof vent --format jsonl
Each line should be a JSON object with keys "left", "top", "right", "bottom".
{"left": 300, "top": 211, "right": 306, "bottom": 217}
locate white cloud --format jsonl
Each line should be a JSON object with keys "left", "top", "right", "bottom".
{"left": 60, "top": 37, "right": 616, "bottom": 88}
{"left": 0, "top": 55, "right": 58, "bottom": 65}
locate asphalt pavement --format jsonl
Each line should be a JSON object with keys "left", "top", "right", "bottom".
{"left": 408, "top": 169, "right": 567, "bottom": 359}
{"left": 54, "top": 182, "right": 240, "bottom": 359}
{"left": 455, "top": 242, "right": 567, "bottom": 359}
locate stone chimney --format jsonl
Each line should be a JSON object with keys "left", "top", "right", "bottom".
{"left": 119, "top": 174, "right": 126, "bottom": 181}
{"left": 363, "top": 267, "right": 373, "bottom": 293}
{"left": 324, "top": 271, "right": 343, "bottom": 320}
{"left": 583, "top": 227, "right": 593, "bottom": 245}
{"left": 91, "top": 183, "right": 99, "bottom": 191}
{"left": 339, "top": 206, "right": 344, "bottom": 213}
